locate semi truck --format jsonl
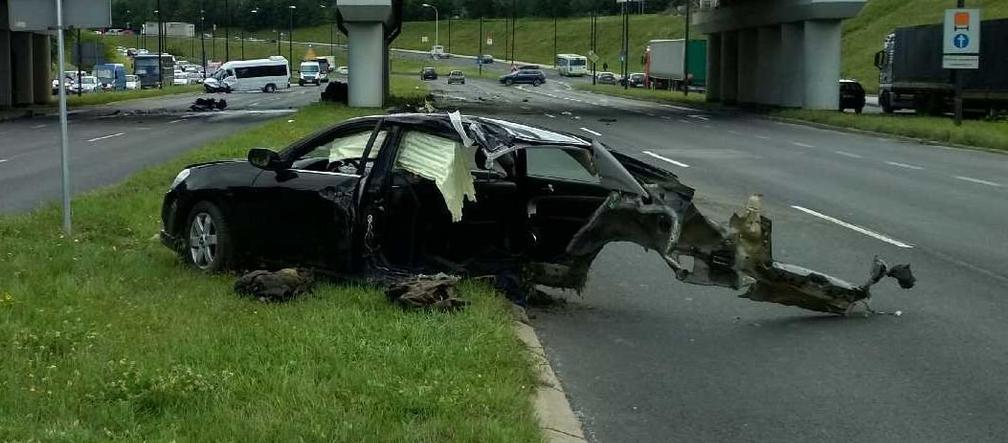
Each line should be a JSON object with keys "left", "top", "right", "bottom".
{"left": 644, "top": 39, "right": 707, "bottom": 90}
{"left": 875, "top": 18, "right": 1008, "bottom": 115}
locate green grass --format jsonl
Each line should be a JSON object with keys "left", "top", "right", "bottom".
{"left": 774, "top": 109, "right": 1008, "bottom": 151}
{"left": 65, "top": 85, "right": 203, "bottom": 107}
{"left": 0, "top": 77, "right": 541, "bottom": 442}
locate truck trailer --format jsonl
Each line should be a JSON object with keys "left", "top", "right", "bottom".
{"left": 875, "top": 18, "right": 1008, "bottom": 115}
{"left": 644, "top": 39, "right": 707, "bottom": 91}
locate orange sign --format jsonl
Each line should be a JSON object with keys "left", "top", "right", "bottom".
{"left": 954, "top": 11, "right": 970, "bottom": 30}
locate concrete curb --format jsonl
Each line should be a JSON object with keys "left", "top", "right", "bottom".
{"left": 513, "top": 320, "right": 588, "bottom": 443}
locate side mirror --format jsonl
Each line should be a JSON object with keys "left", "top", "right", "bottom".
{"left": 873, "top": 51, "right": 885, "bottom": 69}
{"left": 248, "top": 148, "right": 288, "bottom": 171}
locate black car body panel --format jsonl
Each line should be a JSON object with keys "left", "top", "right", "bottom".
{"left": 839, "top": 80, "right": 866, "bottom": 112}
{"left": 160, "top": 113, "right": 914, "bottom": 314}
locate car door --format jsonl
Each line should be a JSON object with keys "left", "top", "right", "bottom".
{"left": 250, "top": 120, "right": 386, "bottom": 269}
{"left": 519, "top": 147, "right": 612, "bottom": 261}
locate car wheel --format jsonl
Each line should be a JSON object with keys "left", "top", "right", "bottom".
{"left": 265, "top": 84, "right": 277, "bottom": 93}
{"left": 855, "top": 106, "right": 864, "bottom": 114}
{"left": 532, "top": 79, "right": 541, "bottom": 87}
{"left": 299, "top": 80, "right": 305, "bottom": 86}
{"left": 184, "top": 201, "right": 234, "bottom": 273}
{"left": 505, "top": 78, "right": 514, "bottom": 86}
{"left": 880, "top": 92, "right": 895, "bottom": 114}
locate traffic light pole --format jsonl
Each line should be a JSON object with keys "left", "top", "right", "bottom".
{"left": 684, "top": 0, "right": 691, "bottom": 96}
{"left": 953, "top": 0, "right": 965, "bottom": 126}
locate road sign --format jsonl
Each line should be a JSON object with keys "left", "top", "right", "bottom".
{"left": 943, "top": 9, "right": 980, "bottom": 55}
{"left": 587, "top": 50, "right": 599, "bottom": 64}
{"left": 421, "top": 35, "right": 428, "bottom": 43}
{"left": 943, "top": 54, "right": 980, "bottom": 69}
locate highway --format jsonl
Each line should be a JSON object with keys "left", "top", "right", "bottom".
{"left": 0, "top": 85, "right": 319, "bottom": 213}
{"left": 428, "top": 75, "right": 1008, "bottom": 442}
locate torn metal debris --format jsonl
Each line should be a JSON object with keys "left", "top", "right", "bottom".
{"left": 162, "top": 112, "right": 915, "bottom": 315}
{"left": 234, "top": 268, "right": 314, "bottom": 302}
{"left": 189, "top": 97, "right": 227, "bottom": 112}
{"left": 386, "top": 273, "right": 468, "bottom": 311}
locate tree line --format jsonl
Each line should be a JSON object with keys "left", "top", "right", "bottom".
{"left": 112, "top": 0, "right": 683, "bottom": 31}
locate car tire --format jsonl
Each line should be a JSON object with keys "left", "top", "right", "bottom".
{"left": 264, "top": 84, "right": 276, "bottom": 93}
{"left": 299, "top": 80, "right": 305, "bottom": 86}
{"left": 880, "top": 92, "right": 895, "bottom": 114}
{"left": 855, "top": 106, "right": 864, "bottom": 114}
{"left": 183, "top": 201, "right": 234, "bottom": 273}
{"left": 532, "top": 79, "right": 542, "bottom": 87}
{"left": 505, "top": 78, "right": 514, "bottom": 86}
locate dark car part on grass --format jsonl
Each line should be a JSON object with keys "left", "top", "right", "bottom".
{"left": 190, "top": 97, "right": 228, "bottom": 112}
{"left": 160, "top": 112, "right": 915, "bottom": 315}
{"left": 321, "top": 81, "right": 349, "bottom": 104}
{"left": 234, "top": 268, "right": 314, "bottom": 302}
{"left": 386, "top": 273, "right": 468, "bottom": 311}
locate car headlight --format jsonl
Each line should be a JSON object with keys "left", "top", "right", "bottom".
{"left": 170, "top": 168, "right": 191, "bottom": 190}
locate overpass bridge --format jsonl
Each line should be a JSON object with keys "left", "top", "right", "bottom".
{"left": 695, "top": 0, "right": 866, "bottom": 109}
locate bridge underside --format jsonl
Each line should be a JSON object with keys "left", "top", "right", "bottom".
{"left": 0, "top": 30, "right": 52, "bottom": 108}
{"left": 695, "top": 0, "right": 866, "bottom": 109}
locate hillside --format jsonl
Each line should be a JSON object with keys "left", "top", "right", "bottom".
{"left": 292, "top": 0, "right": 1008, "bottom": 92}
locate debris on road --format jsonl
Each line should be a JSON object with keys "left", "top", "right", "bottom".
{"left": 386, "top": 273, "right": 468, "bottom": 311}
{"left": 189, "top": 97, "right": 227, "bottom": 112}
{"left": 234, "top": 269, "right": 314, "bottom": 302}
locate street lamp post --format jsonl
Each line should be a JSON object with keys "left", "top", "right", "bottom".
{"left": 683, "top": 0, "right": 691, "bottom": 96}
{"left": 155, "top": 3, "right": 162, "bottom": 89}
{"left": 246, "top": 8, "right": 260, "bottom": 60}
{"left": 200, "top": 7, "right": 206, "bottom": 81}
{"left": 320, "top": 4, "right": 332, "bottom": 55}
{"left": 224, "top": 0, "right": 229, "bottom": 62}
{"left": 421, "top": 3, "right": 439, "bottom": 49}
{"left": 478, "top": 17, "right": 483, "bottom": 76}
{"left": 288, "top": 5, "right": 296, "bottom": 63}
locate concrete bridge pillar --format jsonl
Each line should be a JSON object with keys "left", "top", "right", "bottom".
{"left": 706, "top": 32, "right": 722, "bottom": 102}
{"left": 720, "top": 30, "right": 738, "bottom": 104}
{"left": 11, "top": 31, "right": 33, "bottom": 106}
{"left": 802, "top": 19, "right": 842, "bottom": 110}
{"left": 0, "top": 31, "right": 11, "bottom": 108}
{"left": 756, "top": 26, "right": 782, "bottom": 106}
{"left": 736, "top": 28, "right": 758, "bottom": 105}
{"left": 32, "top": 33, "right": 51, "bottom": 105}
{"left": 344, "top": 22, "right": 385, "bottom": 108}
{"left": 780, "top": 22, "right": 805, "bottom": 107}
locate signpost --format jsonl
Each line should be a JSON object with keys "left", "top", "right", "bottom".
{"left": 943, "top": 5, "right": 980, "bottom": 126}
{"left": 6, "top": 0, "right": 111, "bottom": 234}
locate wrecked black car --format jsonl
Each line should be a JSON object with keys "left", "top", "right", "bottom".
{"left": 160, "top": 112, "right": 913, "bottom": 314}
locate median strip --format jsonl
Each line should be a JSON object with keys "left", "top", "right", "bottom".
{"left": 791, "top": 205, "right": 914, "bottom": 249}
{"left": 642, "top": 150, "right": 690, "bottom": 168}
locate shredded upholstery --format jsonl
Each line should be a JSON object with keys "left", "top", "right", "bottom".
{"left": 395, "top": 131, "right": 477, "bottom": 222}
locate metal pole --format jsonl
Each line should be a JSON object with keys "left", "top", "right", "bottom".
{"left": 479, "top": 17, "right": 483, "bottom": 76}
{"left": 241, "top": 29, "right": 245, "bottom": 59}
{"left": 76, "top": 28, "right": 81, "bottom": 96}
{"left": 434, "top": 7, "right": 439, "bottom": 48}
{"left": 684, "top": 0, "right": 691, "bottom": 96}
{"left": 448, "top": 16, "right": 452, "bottom": 53}
{"left": 330, "top": 21, "right": 333, "bottom": 55}
{"left": 55, "top": 0, "right": 72, "bottom": 234}
{"left": 954, "top": 0, "right": 965, "bottom": 126}
{"left": 225, "top": 0, "right": 230, "bottom": 62}
{"left": 622, "top": 2, "right": 628, "bottom": 89}
{"left": 592, "top": 10, "right": 596, "bottom": 85}
{"left": 289, "top": 7, "right": 294, "bottom": 64}
{"left": 201, "top": 9, "right": 207, "bottom": 80}
{"left": 511, "top": 0, "right": 517, "bottom": 63}
{"left": 156, "top": 1, "right": 162, "bottom": 89}
{"left": 553, "top": 13, "right": 557, "bottom": 62}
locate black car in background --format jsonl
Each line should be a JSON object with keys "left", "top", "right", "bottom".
{"left": 839, "top": 79, "right": 866, "bottom": 114}
{"left": 596, "top": 72, "right": 617, "bottom": 85}
{"left": 500, "top": 69, "right": 546, "bottom": 86}
{"left": 622, "top": 73, "right": 646, "bottom": 88}
{"left": 420, "top": 67, "right": 438, "bottom": 81}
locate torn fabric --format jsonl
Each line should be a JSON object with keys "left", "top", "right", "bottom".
{"left": 395, "top": 131, "right": 477, "bottom": 222}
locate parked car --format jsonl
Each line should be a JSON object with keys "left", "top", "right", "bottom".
{"left": 420, "top": 67, "right": 438, "bottom": 81}
{"left": 447, "top": 70, "right": 466, "bottom": 85}
{"left": 156, "top": 113, "right": 911, "bottom": 315}
{"left": 430, "top": 45, "right": 448, "bottom": 59}
{"left": 839, "top": 79, "right": 866, "bottom": 114}
{"left": 125, "top": 74, "right": 140, "bottom": 90}
{"left": 499, "top": 69, "right": 546, "bottom": 86}
{"left": 336, "top": 66, "right": 349, "bottom": 75}
{"left": 298, "top": 61, "right": 327, "bottom": 86}
{"left": 596, "top": 72, "right": 617, "bottom": 85}
{"left": 477, "top": 54, "right": 494, "bottom": 65}
{"left": 173, "top": 71, "right": 190, "bottom": 86}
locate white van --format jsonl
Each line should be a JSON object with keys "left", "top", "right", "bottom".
{"left": 298, "top": 61, "right": 327, "bottom": 86}
{"left": 203, "top": 56, "right": 290, "bottom": 93}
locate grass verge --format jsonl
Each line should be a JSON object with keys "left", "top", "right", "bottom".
{"left": 575, "top": 83, "right": 709, "bottom": 107}
{"left": 66, "top": 85, "right": 203, "bottom": 108}
{"left": 0, "top": 77, "right": 541, "bottom": 442}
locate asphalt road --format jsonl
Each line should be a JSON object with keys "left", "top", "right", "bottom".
{"left": 0, "top": 85, "right": 320, "bottom": 213}
{"left": 428, "top": 75, "right": 1008, "bottom": 442}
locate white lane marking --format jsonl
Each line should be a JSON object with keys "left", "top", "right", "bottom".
{"left": 954, "top": 176, "right": 1003, "bottom": 188}
{"left": 580, "top": 127, "right": 602, "bottom": 137}
{"left": 169, "top": 119, "right": 184, "bottom": 124}
{"left": 791, "top": 142, "right": 815, "bottom": 148}
{"left": 679, "top": 119, "right": 696, "bottom": 124}
{"left": 647, "top": 113, "right": 657, "bottom": 117}
{"left": 31, "top": 124, "right": 47, "bottom": 129}
{"left": 687, "top": 114, "right": 709, "bottom": 121}
{"left": 755, "top": 135, "right": 771, "bottom": 140}
{"left": 249, "top": 101, "right": 261, "bottom": 107}
{"left": 660, "top": 104, "right": 698, "bottom": 112}
{"left": 0, "top": 159, "right": 8, "bottom": 164}
{"left": 834, "top": 151, "right": 863, "bottom": 159}
{"left": 642, "top": 150, "right": 690, "bottom": 168}
{"left": 791, "top": 205, "right": 914, "bottom": 249}
{"left": 727, "top": 130, "right": 741, "bottom": 135}
{"left": 87, "top": 132, "right": 125, "bottom": 142}
{"left": 885, "top": 161, "right": 925, "bottom": 170}
{"left": 544, "top": 113, "right": 556, "bottom": 118}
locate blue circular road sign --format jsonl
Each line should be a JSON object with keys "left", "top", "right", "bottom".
{"left": 953, "top": 33, "right": 970, "bottom": 49}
